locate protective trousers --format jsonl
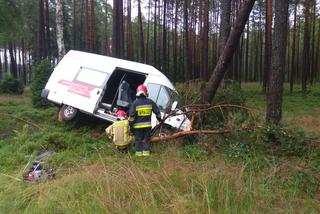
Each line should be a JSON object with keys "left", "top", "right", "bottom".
{"left": 134, "top": 128, "right": 151, "bottom": 152}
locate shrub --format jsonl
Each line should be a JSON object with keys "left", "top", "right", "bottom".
{"left": 0, "top": 75, "right": 24, "bottom": 94}
{"left": 260, "top": 124, "right": 312, "bottom": 157}
{"left": 30, "top": 59, "right": 53, "bottom": 108}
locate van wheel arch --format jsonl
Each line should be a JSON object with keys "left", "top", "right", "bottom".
{"left": 60, "top": 105, "right": 78, "bottom": 121}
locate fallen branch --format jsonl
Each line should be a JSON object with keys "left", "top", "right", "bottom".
{"left": 0, "top": 112, "right": 44, "bottom": 131}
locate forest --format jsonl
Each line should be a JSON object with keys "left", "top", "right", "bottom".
{"left": 0, "top": 0, "right": 319, "bottom": 213}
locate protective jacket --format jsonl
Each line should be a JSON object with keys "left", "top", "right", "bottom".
{"left": 105, "top": 119, "right": 134, "bottom": 147}
{"left": 128, "top": 97, "right": 161, "bottom": 129}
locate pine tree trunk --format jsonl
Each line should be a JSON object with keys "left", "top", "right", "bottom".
{"left": 126, "top": 0, "right": 133, "bottom": 60}
{"left": 202, "top": 0, "right": 256, "bottom": 103}
{"left": 302, "top": 0, "right": 310, "bottom": 93}
{"left": 72, "top": 0, "right": 76, "bottom": 48}
{"left": 310, "top": 0, "right": 316, "bottom": 84}
{"left": 8, "top": 42, "right": 17, "bottom": 78}
{"left": 38, "top": 0, "right": 46, "bottom": 61}
{"left": 45, "top": 0, "right": 50, "bottom": 58}
{"left": 290, "top": 0, "right": 298, "bottom": 93}
{"left": 85, "top": 0, "right": 89, "bottom": 50}
{"left": 263, "top": 0, "right": 272, "bottom": 92}
{"left": 162, "top": 0, "right": 167, "bottom": 72}
{"left": 183, "top": 0, "right": 191, "bottom": 80}
{"left": 56, "top": 0, "right": 66, "bottom": 61}
{"left": 137, "top": 0, "right": 145, "bottom": 62}
{"left": 266, "top": 0, "right": 289, "bottom": 124}
{"left": 112, "top": 0, "right": 124, "bottom": 58}
{"left": 4, "top": 44, "right": 8, "bottom": 73}
{"left": 202, "top": 0, "right": 209, "bottom": 81}
{"left": 90, "top": 0, "right": 95, "bottom": 51}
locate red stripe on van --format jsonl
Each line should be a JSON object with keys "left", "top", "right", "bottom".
{"left": 58, "top": 80, "right": 95, "bottom": 98}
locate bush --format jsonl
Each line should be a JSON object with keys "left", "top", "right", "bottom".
{"left": 30, "top": 60, "right": 53, "bottom": 108}
{"left": 0, "top": 75, "right": 24, "bottom": 94}
{"left": 260, "top": 124, "right": 312, "bottom": 157}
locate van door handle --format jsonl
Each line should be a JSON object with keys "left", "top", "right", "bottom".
{"left": 97, "top": 90, "right": 101, "bottom": 95}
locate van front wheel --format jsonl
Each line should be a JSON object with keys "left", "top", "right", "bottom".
{"left": 60, "top": 105, "right": 78, "bottom": 121}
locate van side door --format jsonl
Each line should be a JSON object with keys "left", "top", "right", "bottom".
{"left": 60, "top": 67, "right": 110, "bottom": 113}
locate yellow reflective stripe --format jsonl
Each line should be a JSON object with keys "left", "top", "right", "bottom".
{"left": 136, "top": 105, "right": 152, "bottom": 109}
{"left": 134, "top": 123, "right": 152, "bottom": 128}
{"left": 136, "top": 106, "right": 152, "bottom": 111}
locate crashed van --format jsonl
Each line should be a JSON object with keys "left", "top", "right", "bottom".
{"left": 41, "top": 50, "right": 190, "bottom": 131}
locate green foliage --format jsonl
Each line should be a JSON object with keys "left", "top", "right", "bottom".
{"left": 176, "top": 80, "right": 246, "bottom": 106}
{"left": 260, "top": 124, "right": 312, "bottom": 157}
{"left": 0, "top": 75, "right": 24, "bottom": 94}
{"left": 181, "top": 143, "right": 207, "bottom": 161}
{"left": 224, "top": 138, "right": 252, "bottom": 160}
{"left": 30, "top": 60, "right": 53, "bottom": 108}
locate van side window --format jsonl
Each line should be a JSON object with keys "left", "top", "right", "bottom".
{"left": 147, "top": 83, "right": 161, "bottom": 102}
{"left": 75, "top": 67, "right": 109, "bottom": 88}
{"left": 157, "top": 86, "right": 170, "bottom": 111}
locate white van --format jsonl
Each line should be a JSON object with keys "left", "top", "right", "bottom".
{"left": 41, "top": 50, "right": 190, "bottom": 131}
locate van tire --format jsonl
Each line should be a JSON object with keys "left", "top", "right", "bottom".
{"left": 60, "top": 105, "right": 78, "bottom": 121}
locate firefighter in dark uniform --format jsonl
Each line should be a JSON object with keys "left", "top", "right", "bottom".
{"left": 129, "top": 84, "right": 162, "bottom": 156}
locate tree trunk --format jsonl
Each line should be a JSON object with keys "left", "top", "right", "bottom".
{"left": 45, "top": 0, "right": 50, "bottom": 58}
{"left": 183, "top": 0, "right": 191, "bottom": 80}
{"left": 202, "top": 0, "right": 256, "bottom": 103}
{"left": 310, "top": 0, "right": 316, "bottom": 84}
{"left": 220, "top": 0, "right": 231, "bottom": 79}
{"left": 266, "top": 0, "right": 289, "bottom": 124}
{"left": 112, "top": 0, "right": 124, "bottom": 58}
{"left": 38, "top": 0, "right": 46, "bottom": 61}
{"left": 90, "top": 0, "right": 95, "bottom": 51}
{"left": 302, "top": 0, "right": 310, "bottom": 93}
{"left": 4, "top": 44, "right": 8, "bottom": 73}
{"left": 8, "top": 42, "right": 17, "bottom": 78}
{"left": 126, "top": 0, "right": 133, "bottom": 60}
{"left": 85, "top": 0, "right": 89, "bottom": 50}
{"left": 263, "top": 0, "right": 272, "bottom": 93}
{"left": 162, "top": 0, "right": 167, "bottom": 72}
{"left": 201, "top": 0, "right": 209, "bottom": 81}
{"left": 56, "top": 0, "right": 66, "bottom": 61}
{"left": 137, "top": 0, "right": 145, "bottom": 62}
{"left": 290, "top": 0, "right": 298, "bottom": 93}
{"left": 72, "top": 0, "right": 76, "bottom": 48}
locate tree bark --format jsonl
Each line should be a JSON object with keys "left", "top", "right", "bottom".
{"left": 137, "top": 0, "right": 145, "bottom": 62}
{"left": 72, "top": 0, "right": 76, "bottom": 48}
{"left": 112, "top": 0, "right": 124, "bottom": 58}
{"left": 90, "top": 0, "right": 95, "bottom": 51}
{"left": 56, "top": 0, "right": 66, "bottom": 61}
{"left": 183, "top": 0, "right": 191, "bottom": 80}
{"left": 266, "top": 0, "right": 289, "bottom": 124}
{"left": 126, "top": 0, "right": 133, "bottom": 60}
{"left": 263, "top": 0, "right": 272, "bottom": 93}
{"left": 85, "top": 0, "right": 89, "bottom": 50}
{"left": 290, "top": 0, "right": 299, "bottom": 93}
{"left": 302, "top": 0, "right": 310, "bottom": 93}
{"left": 202, "top": 0, "right": 256, "bottom": 103}
{"left": 8, "top": 42, "right": 17, "bottom": 78}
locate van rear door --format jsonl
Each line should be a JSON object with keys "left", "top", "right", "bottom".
{"left": 60, "top": 66, "right": 110, "bottom": 113}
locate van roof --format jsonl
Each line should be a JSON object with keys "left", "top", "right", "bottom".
{"left": 64, "top": 50, "right": 175, "bottom": 90}
{"left": 65, "top": 50, "right": 163, "bottom": 77}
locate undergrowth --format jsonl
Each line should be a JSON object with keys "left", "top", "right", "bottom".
{"left": 0, "top": 83, "right": 319, "bottom": 213}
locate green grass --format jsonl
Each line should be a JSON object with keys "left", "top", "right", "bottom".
{"left": 0, "top": 85, "right": 319, "bottom": 213}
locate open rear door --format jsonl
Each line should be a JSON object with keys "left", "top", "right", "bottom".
{"left": 60, "top": 67, "right": 110, "bottom": 113}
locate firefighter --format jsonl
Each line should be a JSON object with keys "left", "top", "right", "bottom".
{"left": 105, "top": 110, "right": 134, "bottom": 150}
{"left": 129, "top": 84, "right": 162, "bottom": 156}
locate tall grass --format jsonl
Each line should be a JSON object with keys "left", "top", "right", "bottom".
{"left": 0, "top": 85, "right": 319, "bottom": 213}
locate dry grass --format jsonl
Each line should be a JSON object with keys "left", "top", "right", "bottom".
{"left": 285, "top": 110, "right": 320, "bottom": 137}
